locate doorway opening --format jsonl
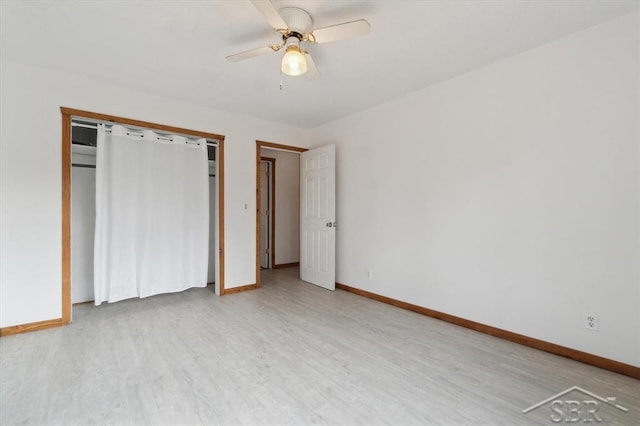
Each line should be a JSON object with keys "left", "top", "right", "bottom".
{"left": 255, "top": 140, "right": 307, "bottom": 288}
{"left": 61, "top": 107, "right": 226, "bottom": 324}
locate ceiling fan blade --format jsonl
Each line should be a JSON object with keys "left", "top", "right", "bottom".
{"left": 250, "top": 0, "right": 288, "bottom": 30}
{"left": 304, "top": 52, "right": 320, "bottom": 80}
{"left": 311, "top": 19, "right": 371, "bottom": 44}
{"left": 226, "top": 46, "right": 274, "bottom": 62}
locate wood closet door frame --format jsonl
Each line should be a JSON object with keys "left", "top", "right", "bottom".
{"left": 61, "top": 107, "right": 226, "bottom": 324}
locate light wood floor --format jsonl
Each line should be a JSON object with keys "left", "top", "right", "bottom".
{"left": 1, "top": 267, "right": 638, "bottom": 425}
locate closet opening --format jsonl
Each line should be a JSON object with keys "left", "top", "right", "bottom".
{"left": 61, "top": 107, "right": 226, "bottom": 324}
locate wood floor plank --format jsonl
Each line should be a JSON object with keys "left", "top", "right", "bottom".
{"left": 1, "top": 267, "right": 638, "bottom": 425}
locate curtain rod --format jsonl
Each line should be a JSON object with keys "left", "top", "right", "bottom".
{"left": 71, "top": 121, "right": 218, "bottom": 147}
{"left": 71, "top": 163, "right": 216, "bottom": 177}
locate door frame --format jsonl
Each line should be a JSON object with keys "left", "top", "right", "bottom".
{"left": 259, "top": 157, "right": 276, "bottom": 269}
{"left": 255, "top": 140, "right": 307, "bottom": 288}
{"left": 61, "top": 107, "right": 226, "bottom": 324}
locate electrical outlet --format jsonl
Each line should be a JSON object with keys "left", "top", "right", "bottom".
{"left": 366, "top": 270, "right": 373, "bottom": 279}
{"left": 586, "top": 315, "right": 599, "bottom": 331}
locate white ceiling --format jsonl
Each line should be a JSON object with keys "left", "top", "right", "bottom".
{"left": 1, "top": 1, "right": 638, "bottom": 128}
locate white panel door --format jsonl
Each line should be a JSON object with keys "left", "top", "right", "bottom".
{"left": 300, "top": 144, "right": 335, "bottom": 290}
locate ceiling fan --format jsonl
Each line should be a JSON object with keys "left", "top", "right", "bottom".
{"left": 226, "top": 0, "right": 371, "bottom": 79}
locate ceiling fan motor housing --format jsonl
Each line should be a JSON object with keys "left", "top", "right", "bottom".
{"left": 279, "top": 7, "right": 313, "bottom": 37}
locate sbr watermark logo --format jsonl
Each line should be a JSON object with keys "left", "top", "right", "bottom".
{"left": 523, "top": 386, "right": 628, "bottom": 423}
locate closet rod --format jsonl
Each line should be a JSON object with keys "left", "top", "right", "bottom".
{"left": 72, "top": 164, "right": 215, "bottom": 177}
{"left": 72, "top": 123, "right": 100, "bottom": 130}
{"left": 71, "top": 122, "right": 218, "bottom": 147}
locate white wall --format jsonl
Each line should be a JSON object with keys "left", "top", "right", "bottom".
{"left": 0, "top": 58, "right": 310, "bottom": 328}
{"left": 261, "top": 148, "right": 300, "bottom": 265}
{"left": 310, "top": 11, "right": 640, "bottom": 366}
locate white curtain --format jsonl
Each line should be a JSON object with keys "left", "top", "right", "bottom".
{"left": 94, "top": 124, "right": 209, "bottom": 305}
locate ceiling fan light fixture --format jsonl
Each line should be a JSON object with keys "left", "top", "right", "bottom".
{"left": 228, "top": 1, "right": 371, "bottom": 79}
{"left": 281, "top": 44, "right": 307, "bottom": 76}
